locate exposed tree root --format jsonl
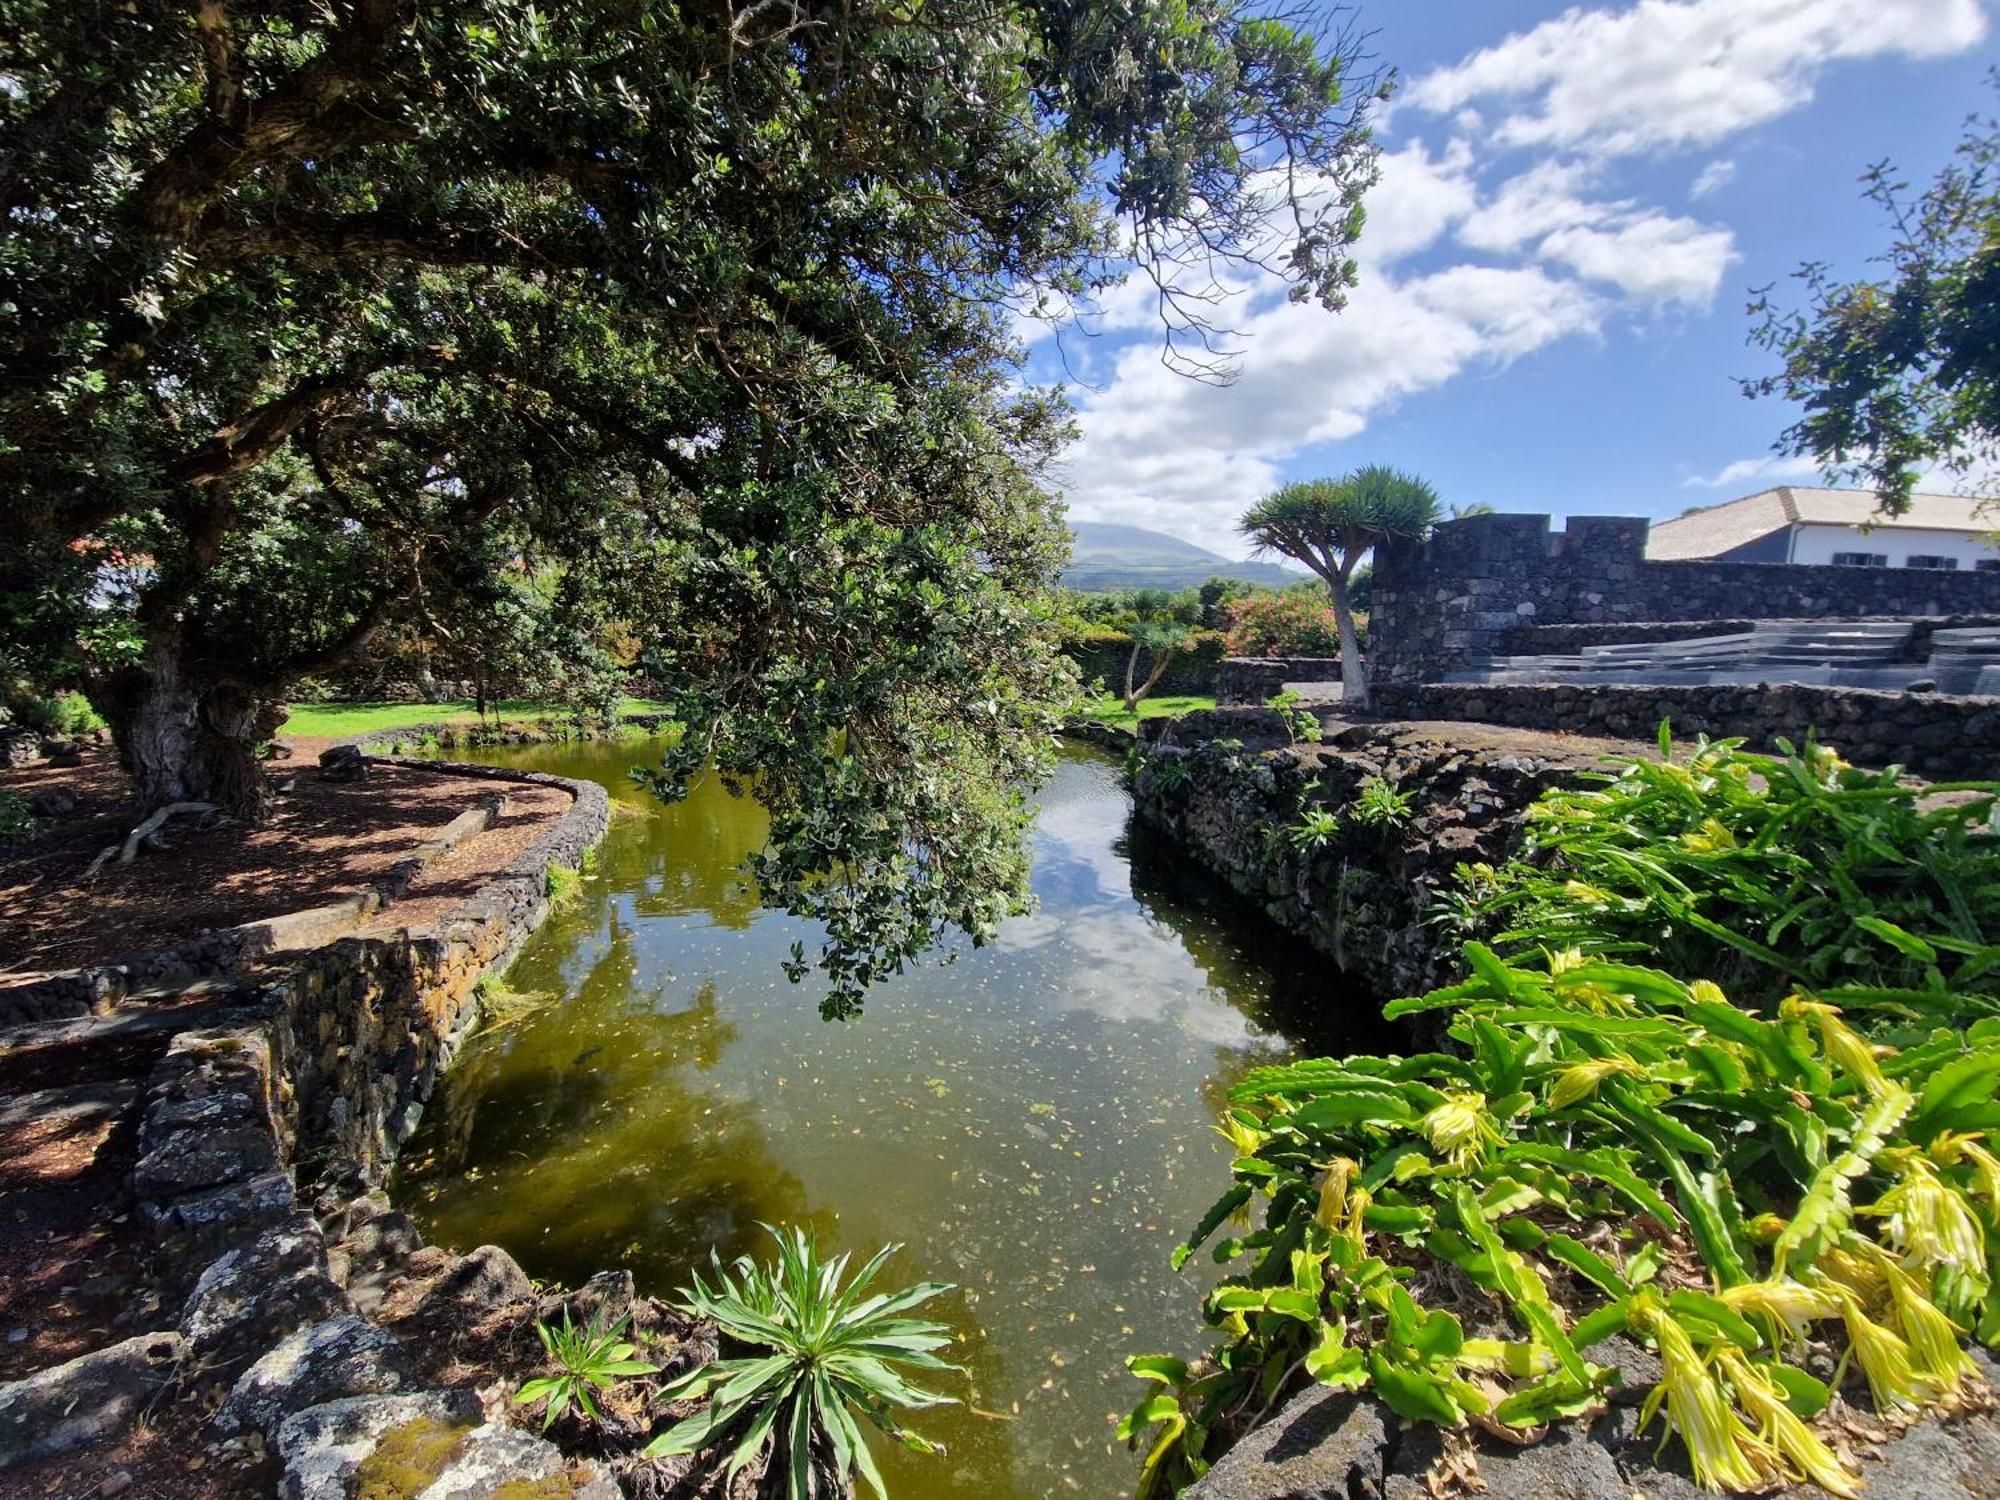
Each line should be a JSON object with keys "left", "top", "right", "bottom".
{"left": 83, "top": 802, "right": 216, "bottom": 880}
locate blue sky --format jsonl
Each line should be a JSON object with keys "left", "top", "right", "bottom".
{"left": 1024, "top": 0, "right": 1996, "bottom": 559}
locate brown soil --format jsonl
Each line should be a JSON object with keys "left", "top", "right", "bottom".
{"left": 0, "top": 746, "right": 569, "bottom": 976}
{"left": 0, "top": 1392, "right": 274, "bottom": 1500}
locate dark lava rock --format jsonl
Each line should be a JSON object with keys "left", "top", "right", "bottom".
{"left": 316, "top": 745, "right": 368, "bottom": 783}
{"left": 0, "top": 1331, "right": 186, "bottom": 1465}
{"left": 218, "top": 1313, "right": 416, "bottom": 1438}
{"left": 1183, "top": 1387, "right": 1389, "bottom": 1500}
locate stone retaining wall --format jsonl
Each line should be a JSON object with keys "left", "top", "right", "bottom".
{"left": 1064, "top": 636, "right": 1226, "bottom": 698}
{"left": 1216, "top": 656, "right": 1346, "bottom": 704}
{"left": 1370, "top": 512, "right": 2000, "bottom": 685}
{"left": 78, "top": 754, "right": 616, "bottom": 1493}
{"left": 1372, "top": 681, "right": 2000, "bottom": 779}
{"left": 1129, "top": 713, "right": 1610, "bottom": 998}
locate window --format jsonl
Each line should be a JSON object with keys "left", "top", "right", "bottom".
{"left": 1905, "top": 555, "right": 1961, "bottom": 570}
{"left": 1830, "top": 551, "right": 1888, "bottom": 567}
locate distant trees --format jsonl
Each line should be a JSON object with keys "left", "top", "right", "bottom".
{"left": 1239, "top": 467, "right": 1441, "bottom": 711}
{"left": 1748, "top": 98, "right": 2000, "bottom": 514}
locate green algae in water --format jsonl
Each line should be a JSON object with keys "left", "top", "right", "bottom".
{"left": 398, "top": 739, "right": 1391, "bottom": 1498}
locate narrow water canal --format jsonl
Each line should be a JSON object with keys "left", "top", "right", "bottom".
{"left": 398, "top": 737, "right": 1377, "bottom": 1498}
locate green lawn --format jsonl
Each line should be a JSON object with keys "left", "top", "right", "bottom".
{"left": 1076, "top": 693, "right": 1215, "bottom": 729}
{"left": 281, "top": 696, "right": 673, "bottom": 738}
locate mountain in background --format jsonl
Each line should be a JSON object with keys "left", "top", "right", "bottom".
{"left": 1063, "top": 521, "right": 1303, "bottom": 591}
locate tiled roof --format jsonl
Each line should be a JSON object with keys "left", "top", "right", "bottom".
{"left": 1645, "top": 486, "right": 1995, "bottom": 560}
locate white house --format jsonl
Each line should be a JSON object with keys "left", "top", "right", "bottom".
{"left": 1646, "top": 487, "right": 1999, "bottom": 571}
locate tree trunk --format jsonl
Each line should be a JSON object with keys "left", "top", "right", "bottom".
{"left": 110, "top": 637, "right": 274, "bottom": 820}
{"left": 1123, "top": 639, "right": 1144, "bottom": 713}
{"left": 1329, "top": 576, "right": 1368, "bottom": 712}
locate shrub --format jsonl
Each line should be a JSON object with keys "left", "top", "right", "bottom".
{"left": 1448, "top": 728, "right": 2000, "bottom": 1015}
{"left": 645, "top": 1226, "right": 959, "bottom": 1499}
{"left": 1128, "top": 729, "right": 2000, "bottom": 1497}
{"left": 1223, "top": 589, "right": 1346, "bottom": 658}
{"left": 13, "top": 690, "right": 103, "bottom": 737}
{"left": 1124, "top": 945, "right": 2000, "bottom": 1497}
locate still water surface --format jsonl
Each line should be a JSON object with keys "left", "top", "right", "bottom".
{"left": 399, "top": 738, "right": 1373, "bottom": 1498}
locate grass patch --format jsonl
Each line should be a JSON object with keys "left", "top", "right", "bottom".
{"left": 281, "top": 696, "right": 672, "bottom": 739}
{"left": 1077, "top": 693, "right": 1215, "bottom": 729}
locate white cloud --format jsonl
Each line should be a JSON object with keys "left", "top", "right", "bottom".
{"left": 1690, "top": 158, "right": 1736, "bottom": 198}
{"left": 1461, "top": 160, "right": 1736, "bottom": 306}
{"left": 1057, "top": 266, "right": 1603, "bottom": 549}
{"left": 1540, "top": 213, "right": 1736, "bottom": 305}
{"left": 1683, "top": 454, "right": 1825, "bottom": 488}
{"left": 1404, "top": 0, "right": 1987, "bottom": 158}
{"left": 1356, "top": 141, "right": 1480, "bottom": 265}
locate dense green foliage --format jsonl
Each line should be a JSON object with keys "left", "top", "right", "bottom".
{"left": 1444, "top": 730, "right": 2000, "bottom": 1015}
{"left": 1747, "top": 97, "right": 2000, "bottom": 513}
{"left": 1127, "top": 733, "right": 2000, "bottom": 1497}
{"left": 646, "top": 1227, "right": 959, "bottom": 1499}
{"left": 514, "top": 1311, "right": 660, "bottom": 1430}
{"left": 1238, "top": 467, "right": 1440, "bottom": 710}
{"left": 2, "top": 0, "right": 1380, "bottom": 1016}
{"left": 1223, "top": 587, "right": 1348, "bottom": 657}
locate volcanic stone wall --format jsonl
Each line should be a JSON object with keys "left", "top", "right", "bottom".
{"left": 1370, "top": 681, "right": 2000, "bottom": 779}
{"left": 1369, "top": 513, "right": 2000, "bottom": 685}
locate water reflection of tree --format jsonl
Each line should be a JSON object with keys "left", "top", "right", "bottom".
{"left": 402, "top": 967, "right": 805, "bottom": 1291}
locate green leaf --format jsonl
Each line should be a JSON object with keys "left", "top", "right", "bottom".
{"left": 1368, "top": 1350, "right": 1464, "bottom": 1425}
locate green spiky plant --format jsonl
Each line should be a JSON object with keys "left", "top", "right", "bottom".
{"left": 1350, "top": 774, "right": 1414, "bottom": 830}
{"left": 644, "top": 1226, "right": 960, "bottom": 1499}
{"left": 1447, "top": 728, "right": 2000, "bottom": 1016}
{"left": 514, "top": 1311, "right": 660, "bottom": 1429}
{"left": 1126, "top": 731, "right": 2000, "bottom": 1498}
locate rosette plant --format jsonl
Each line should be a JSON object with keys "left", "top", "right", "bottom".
{"left": 645, "top": 1226, "right": 960, "bottom": 1498}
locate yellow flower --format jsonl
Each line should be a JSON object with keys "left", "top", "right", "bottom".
{"left": 1546, "top": 945, "right": 1587, "bottom": 974}
{"left": 1834, "top": 1288, "right": 1935, "bottom": 1415}
{"left": 1680, "top": 817, "right": 1739, "bottom": 853}
{"left": 1563, "top": 879, "right": 1613, "bottom": 906}
{"left": 1930, "top": 1131, "right": 2000, "bottom": 1215}
{"left": 1314, "top": 1157, "right": 1356, "bottom": 1234}
{"left": 1716, "top": 1279, "right": 1839, "bottom": 1351}
{"left": 1866, "top": 1153, "right": 1986, "bottom": 1284}
{"left": 1216, "top": 1112, "right": 1267, "bottom": 1159}
{"left": 1548, "top": 1056, "right": 1643, "bottom": 1110}
{"left": 1713, "top": 1349, "right": 1860, "bottom": 1498}
{"left": 1781, "top": 995, "right": 1887, "bottom": 1092}
{"left": 1635, "top": 1305, "right": 1776, "bottom": 1492}
{"left": 1421, "top": 1091, "right": 1500, "bottom": 1169}
{"left": 1873, "top": 1251, "right": 1979, "bottom": 1404}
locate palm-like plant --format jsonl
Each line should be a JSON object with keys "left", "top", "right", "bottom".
{"left": 643, "top": 1226, "right": 960, "bottom": 1499}
{"left": 1117, "top": 588, "right": 1202, "bottom": 712}
{"left": 1238, "top": 466, "right": 1442, "bottom": 711}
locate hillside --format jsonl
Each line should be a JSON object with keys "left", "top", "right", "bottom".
{"left": 1064, "top": 521, "right": 1303, "bottom": 591}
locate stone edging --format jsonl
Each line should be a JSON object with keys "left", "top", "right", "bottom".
{"left": 0, "top": 779, "right": 517, "bottom": 1027}
{"left": 4, "top": 751, "right": 618, "bottom": 1491}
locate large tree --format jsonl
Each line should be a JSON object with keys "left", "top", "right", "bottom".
{"left": 1747, "top": 98, "right": 2000, "bottom": 514}
{"left": 1238, "top": 465, "right": 1438, "bottom": 712}
{"left": 2, "top": 0, "right": 1380, "bottom": 1013}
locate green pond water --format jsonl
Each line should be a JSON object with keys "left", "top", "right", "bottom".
{"left": 398, "top": 737, "right": 1383, "bottom": 1498}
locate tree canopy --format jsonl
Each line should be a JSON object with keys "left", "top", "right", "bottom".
{"left": 1, "top": 0, "right": 1382, "bottom": 1015}
{"left": 1239, "top": 465, "right": 1438, "bottom": 710}
{"left": 1747, "top": 95, "right": 2000, "bottom": 515}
